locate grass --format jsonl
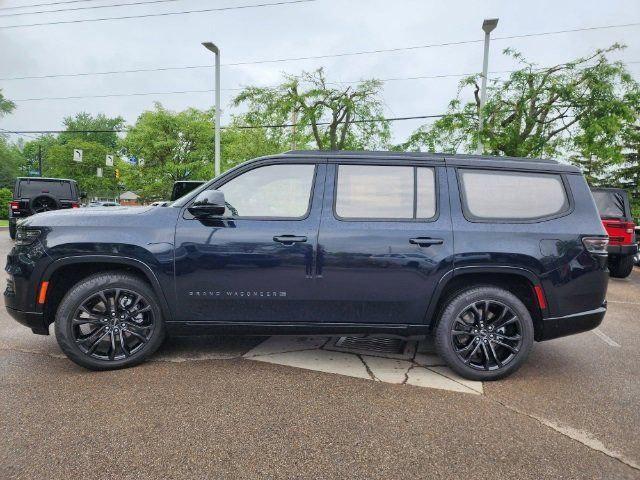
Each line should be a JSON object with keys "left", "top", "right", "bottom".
{"left": 0, "top": 219, "right": 8, "bottom": 227}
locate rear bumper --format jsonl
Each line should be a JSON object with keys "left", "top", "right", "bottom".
{"left": 5, "top": 306, "right": 49, "bottom": 335}
{"left": 538, "top": 304, "right": 606, "bottom": 341}
{"left": 607, "top": 244, "right": 638, "bottom": 255}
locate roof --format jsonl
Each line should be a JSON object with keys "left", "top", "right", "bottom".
{"left": 275, "top": 150, "right": 579, "bottom": 173}
{"left": 119, "top": 191, "right": 140, "bottom": 200}
{"left": 16, "top": 177, "right": 76, "bottom": 182}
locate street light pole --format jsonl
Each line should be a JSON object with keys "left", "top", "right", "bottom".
{"left": 477, "top": 18, "right": 498, "bottom": 155}
{"left": 202, "top": 42, "right": 221, "bottom": 177}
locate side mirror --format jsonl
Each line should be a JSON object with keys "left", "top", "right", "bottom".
{"left": 188, "top": 190, "right": 226, "bottom": 218}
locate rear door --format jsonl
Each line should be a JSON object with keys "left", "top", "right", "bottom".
{"left": 315, "top": 158, "right": 453, "bottom": 325}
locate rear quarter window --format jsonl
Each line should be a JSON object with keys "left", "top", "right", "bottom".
{"left": 458, "top": 169, "right": 570, "bottom": 222}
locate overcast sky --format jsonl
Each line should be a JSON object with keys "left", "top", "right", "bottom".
{"left": 1, "top": 0, "right": 639, "bottom": 146}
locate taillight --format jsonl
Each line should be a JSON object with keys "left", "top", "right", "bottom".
{"left": 582, "top": 236, "right": 609, "bottom": 255}
{"left": 9, "top": 201, "right": 19, "bottom": 210}
{"left": 625, "top": 221, "right": 635, "bottom": 234}
{"left": 71, "top": 202, "right": 79, "bottom": 208}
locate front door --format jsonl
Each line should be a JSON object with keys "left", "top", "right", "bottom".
{"left": 174, "top": 160, "right": 325, "bottom": 323}
{"left": 316, "top": 161, "right": 453, "bottom": 324}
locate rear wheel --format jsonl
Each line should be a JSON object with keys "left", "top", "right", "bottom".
{"left": 55, "top": 272, "right": 165, "bottom": 370}
{"left": 609, "top": 255, "right": 634, "bottom": 278}
{"left": 435, "top": 286, "right": 534, "bottom": 381}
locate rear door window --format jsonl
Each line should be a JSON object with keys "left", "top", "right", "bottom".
{"left": 458, "top": 169, "right": 569, "bottom": 221}
{"left": 335, "top": 165, "right": 437, "bottom": 220}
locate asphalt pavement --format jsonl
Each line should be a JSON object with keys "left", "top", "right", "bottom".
{"left": 0, "top": 232, "right": 638, "bottom": 480}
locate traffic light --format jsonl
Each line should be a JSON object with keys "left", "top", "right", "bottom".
{"left": 115, "top": 168, "right": 120, "bottom": 179}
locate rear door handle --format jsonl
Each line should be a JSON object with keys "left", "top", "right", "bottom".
{"left": 409, "top": 237, "right": 444, "bottom": 247}
{"left": 273, "top": 235, "right": 307, "bottom": 245}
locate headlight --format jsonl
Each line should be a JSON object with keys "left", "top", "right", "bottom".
{"left": 15, "top": 228, "right": 42, "bottom": 246}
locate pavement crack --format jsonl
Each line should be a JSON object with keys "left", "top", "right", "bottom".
{"left": 357, "top": 354, "right": 379, "bottom": 382}
{"left": 402, "top": 363, "right": 417, "bottom": 385}
{"left": 490, "top": 397, "right": 640, "bottom": 472}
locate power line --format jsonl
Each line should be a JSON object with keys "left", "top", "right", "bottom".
{"left": 0, "top": 0, "right": 316, "bottom": 29}
{"left": 0, "top": 114, "right": 448, "bottom": 135}
{"left": 0, "top": 0, "right": 184, "bottom": 18}
{"left": 0, "top": 0, "right": 102, "bottom": 12}
{"left": 2, "top": 21, "right": 638, "bottom": 80}
{"left": 10, "top": 61, "right": 639, "bottom": 102}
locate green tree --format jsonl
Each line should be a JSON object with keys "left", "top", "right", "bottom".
{"left": 402, "top": 45, "right": 638, "bottom": 164}
{"left": 0, "top": 89, "right": 15, "bottom": 117}
{"left": 0, "top": 138, "right": 26, "bottom": 189}
{"left": 120, "top": 103, "right": 215, "bottom": 200}
{"left": 58, "top": 112, "right": 124, "bottom": 148}
{"left": 0, "top": 187, "right": 12, "bottom": 219}
{"left": 44, "top": 140, "right": 118, "bottom": 198}
{"left": 233, "top": 68, "right": 390, "bottom": 150}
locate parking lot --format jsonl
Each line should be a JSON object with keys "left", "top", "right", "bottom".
{"left": 0, "top": 232, "right": 638, "bottom": 479}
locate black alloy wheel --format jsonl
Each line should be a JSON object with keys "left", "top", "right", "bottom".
{"left": 435, "top": 286, "right": 534, "bottom": 381}
{"left": 71, "top": 288, "right": 156, "bottom": 361}
{"left": 450, "top": 300, "right": 523, "bottom": 371}
{"left": 55, "top": 272, "right": 165, "bottom": 370}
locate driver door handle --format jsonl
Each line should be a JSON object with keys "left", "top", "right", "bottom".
{"left": 409, "top": 237, "right": 444, "bottom": 247}
{"left": 273, "top": 235, "right": 307, "bottom": 245}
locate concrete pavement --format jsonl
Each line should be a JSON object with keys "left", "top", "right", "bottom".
{"left": 1, "top": 234, "right": 638, "bottom": 479}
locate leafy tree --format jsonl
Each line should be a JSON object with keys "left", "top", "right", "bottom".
{"left": 402, "top": 45, "right": 638, "bottom": 164}
{"left": 233, "top": 68, "right": 390, "bottom": 150}
{"left": 0, "top": 187, "right": 12, "bottom": 219}
{"left": 0, "top": 137, "right": 27, "bottom": 190}
{"left": 44, "top": 140, "right": 119, "bottom": 198}
{"left": 120, "top": 103, "right": 215, "bottom": 200}
{"left": 0, "top": 188, "right": 13, "bottom": 220}
{"left": 0, "top": 89, "right": 15, "bottom": 118}
{"left": 58, "top": 112, "right": 125, "bottom": 148}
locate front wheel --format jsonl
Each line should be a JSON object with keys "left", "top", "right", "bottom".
{"left": 55, "top": 272, "right": 165, "bottom": 370}
{"left": 435, "top": 286, "right": 534, "bottom": 381}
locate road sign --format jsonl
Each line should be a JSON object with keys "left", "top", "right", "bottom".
{"left": 97, "top": 167, "right": 103, "bottom": 178}
{"left": 73, "top": 149, "right": 83, "bottom": 162}
{"left": 106, "top": 154, "right": 114, "bottom": 167}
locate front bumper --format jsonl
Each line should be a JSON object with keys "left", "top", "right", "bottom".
{"left": 607, "top": 244, "right": 638, "bottom": 255}
{"left": 538, "top": 304, "right": 606, "bottom": 341}
{"left": 5, "top": 306, "right": 48, "bottom": 335}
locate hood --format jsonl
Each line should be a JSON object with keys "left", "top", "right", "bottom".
{"left": 19, "top": 205, "right": 173, "bottom": 228}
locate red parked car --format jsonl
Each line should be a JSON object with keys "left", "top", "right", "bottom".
{"left": 591, "top": 187, "right": 637, "bottom": 278}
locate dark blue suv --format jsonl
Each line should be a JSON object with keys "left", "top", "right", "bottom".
{"left": 4, "top": 151, "right": 609, "bottom": 380}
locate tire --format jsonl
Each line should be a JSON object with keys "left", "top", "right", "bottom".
{"left": 55, "top": 272, "right": 165, "bottom": 371}
{"left": 29, "top": 194, "right": 59, "bottom": 214}
{"left": 435, "top": 286, "right": 534, "bottom": 381}
{"left": 9, "top": 220, "right": 16, "bottom": 240}
{"left": 609, "top": 255, "right": 635, "bottom": 278}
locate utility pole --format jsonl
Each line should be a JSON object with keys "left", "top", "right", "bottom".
{"left": 291, "top": 109, "right": 298, "bottom": 150}
{"left": 477, "top": 18, "right": 499, "bottom": 155}
{"left": 202, "top": 42, "right": 221, "bottom": 177}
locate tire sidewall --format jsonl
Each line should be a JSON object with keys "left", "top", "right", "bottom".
{"left": 55, "top": 273, "right": 165, "bottom": 370}
{"left": 435, "top": 286, "right": 534, "bottom": 381}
